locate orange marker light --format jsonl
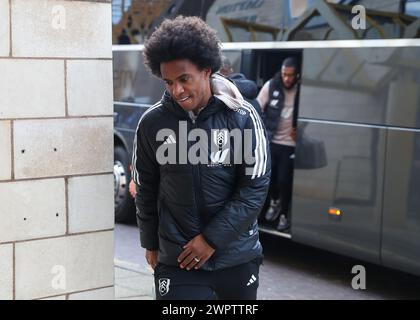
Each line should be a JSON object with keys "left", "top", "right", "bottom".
{"left": 328, "top": 208, "right": 341, "bottom": 216}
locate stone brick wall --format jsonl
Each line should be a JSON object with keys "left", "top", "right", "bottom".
{"left": 0, "top": 0, "right": 114, "bottom": 300}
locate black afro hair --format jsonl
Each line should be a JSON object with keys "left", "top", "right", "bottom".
{"left": 143, "top": 16, "right": 222, "bottom": 78}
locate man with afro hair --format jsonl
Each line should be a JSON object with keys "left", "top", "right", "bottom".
{"left": 132, "top": 16, "right": 270, "bottom": 300}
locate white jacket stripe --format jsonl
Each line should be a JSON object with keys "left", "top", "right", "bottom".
{"left": 241, "top": 101, "right": 267, "bottom": 179}
{"left": 132, "top": 102, "right": 162, "bottom": 185}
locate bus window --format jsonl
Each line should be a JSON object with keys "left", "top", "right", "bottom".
{"left": 113, "top": 50, "right": 164, "bottom": 104}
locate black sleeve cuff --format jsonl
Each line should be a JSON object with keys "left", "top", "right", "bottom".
{"left": 201, "top": 233, "right": 217, "bottom": 250}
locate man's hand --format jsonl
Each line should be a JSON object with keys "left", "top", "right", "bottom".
{"left": 178, "top": 234, "right": 215, "bottom": 271}
{"left": 129, "top": 179, "right": 137, "bottom": 198}
{"left": 146, "top": 250, "right": 158, "bottom": 270}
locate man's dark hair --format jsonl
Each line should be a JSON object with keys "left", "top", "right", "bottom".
{"left": 282, "top": 57, "right": 299, "bottom": 71}
{"left": 221, "top": 55, "right": 232, "bottom": 70}
{"left": 143, "top": 16, "right": 222, "bottom": 78}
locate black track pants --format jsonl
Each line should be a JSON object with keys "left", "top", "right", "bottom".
{"left": 154, "top": 258, "right": 262, "bottom": 300}
{"left": 269, "top": 143, "right": 295, "bottom": 216}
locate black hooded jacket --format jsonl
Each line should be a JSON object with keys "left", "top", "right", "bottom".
{"left": 132, "top": 74, "right": 270, "bottom": 271}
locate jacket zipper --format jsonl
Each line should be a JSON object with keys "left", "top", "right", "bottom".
{"left": 190, "top": 117, "right": 204, "bottom": 230}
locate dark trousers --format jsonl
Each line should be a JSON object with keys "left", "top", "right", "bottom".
{"left": 269, "top": 143, "right": 295, "bottom": 218}
{"left": 154, "top": 258, "right": 262, "bottom": 300}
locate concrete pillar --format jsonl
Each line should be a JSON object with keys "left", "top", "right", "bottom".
{"left": 0, "top": 0, "right": 114, "bottom": 300}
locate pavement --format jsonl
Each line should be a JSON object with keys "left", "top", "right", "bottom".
{"left": 114, "top": 262, "right": 155, "bottom": 300}
{"left": 114, "top": 223, "right": 156, "bottom": 300}
{"left": 114, "top": 223, "right": 420, "bottom": 300}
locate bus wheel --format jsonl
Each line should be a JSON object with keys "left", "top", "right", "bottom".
{"left": 114, "top": 146, "right": 135, "bottom": 223}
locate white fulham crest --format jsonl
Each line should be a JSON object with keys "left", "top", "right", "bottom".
{"left": 159, "top": 278, "right": 171, "bottom": 296}
{"left": 213, "top": 130, "right": 228, "bottom": 149}
{"left": 210, "top": 129, "right": 230, "bottom": 164}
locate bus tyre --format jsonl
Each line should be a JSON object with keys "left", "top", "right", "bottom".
{"left": 114, "top": 146, "right": 135, "bottom": 223}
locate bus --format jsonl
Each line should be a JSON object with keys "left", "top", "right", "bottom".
{"left": 112, "top": 0, "right": 420, "bottom": 277}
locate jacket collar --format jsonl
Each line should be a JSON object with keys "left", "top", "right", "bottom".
{"left": 161, "top": 90, "right": 225, "bottom": 121}
{"left": 160, "top": 73, "right": 248, "bottom": 121}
